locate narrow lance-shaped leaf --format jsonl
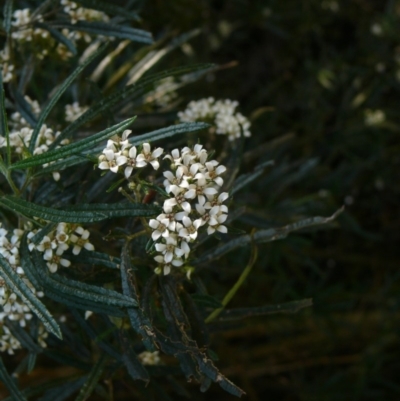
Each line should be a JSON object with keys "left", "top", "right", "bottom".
{"left": 0, "top": 355, "right": 28, "bottom": 401}
{"left": 121, "top": 243, "right": 156, "bottom": 350}
{"left": 68, "top": 250, "right": 121, "bottom": 269}
{"left": 50, "top": 64, "right": 214, "bottom": 148}
{"left": 3, "top": 0, "right": 13, "bottom": 34}
{"left": 193, "top": 207, "right": 345, "bottom": 265}
{"left": 50, "top": 21, "right": 153, "bottom": 43}
{"left": 0, "top": 254, "right": 62, "bottom": 339}
{"left": 31, "top": 251, "right": 138, "bottom": 308}
{"left": 74, "top": 353, "right": 108, "bottom": 401}
{"left": 28, "top": 42, "right": 109, "bottom": 153}
{"left": 0, "top": 195, "right": 158, "bottom": 223}
{"left": 11, "top": 116, "right": 136, "bottom": 169}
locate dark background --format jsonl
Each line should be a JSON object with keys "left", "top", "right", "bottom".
{"left": 141, "top": 1, "right": 400, "bottom": 400}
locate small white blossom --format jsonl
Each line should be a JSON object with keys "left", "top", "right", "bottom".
{"left": 136, "top": 143, "right": 164, "bottom": 170}
{"left": 98, "top": 148, "right": 120, "bottom": 173}
{"left": 178, "top": 216, "right": 202, "bottom": 241}
{"left": 149, "top": 215, "right": 171, "bottom": 241}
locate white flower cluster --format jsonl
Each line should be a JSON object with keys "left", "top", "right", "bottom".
{"left": 178, "top": 97, "right": 251, "bottom": 140}
{"left": 11, "top": 9, "right": 49, "bottom": 42}
{"left": 151, "top": 144, "right": 228, "bottom": 275}
{"left": 0, "top": 96, "right": 69, "bottom": 181}
{"left": 0, "top": 46, "right": 14, "bottom": 83}
{"left": 61, "top": 0, "right": 109, "bottom": 25}
{"left": 28, "top": 223, "right": 95, "bottom": 273}
{"left": 0, "top": 221, "right": 94, "bottom": 354}
{"left": 98, "top": 130, "right": 164, "bottom": 178}
{"left": 60, "top": 0, "right": 110, "bottom": 50}
{"left": 65, "top": 102, "right": 88, "bottom": 122}
{"left": 9, "top": 2, "right": 110, "bottom": 61}
{"left": 0, "top": 225, "right": 47, "bottom": 354}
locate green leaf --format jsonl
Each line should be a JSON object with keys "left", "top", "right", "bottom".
{"left": 68, "top": 250, "right": 121, "bottom": 269}
{"left": 0, "top": 254, "right": 62, "bottom": 339}
{"left": 44, "top": 288, "right": 127, "bottom": 317}
{"left": 74, "top": 354, "right": 108, "bottom": 401}
{"left": 218, "top": 298, "right": 313, "bottom": 321}
{"left": 0, "top": 68, "right": 10, "bottom": 166}
{"left": 51, "top": 21, "right": 153, "bottom": 43}
{"left": 27, "top": 42, "right": 109, "bottom": 153}
{"left": 120, "top": 243, "right": 156, "bottom": 350}
{"left": 11, "top": 116, "right": 136, "bottom": 170}
{"left": 3, "top": 0, "right": 13, "bottom": 34}
{"left": 35, "top": 22, "right": 77, "bottom": 56}
{"left": 30, "top": 250, "right": 137, "bottom": 309}
{"left": 50, "top": 64, "right": 214, "bottom": 147}
{"left": 0, "top": 195, "right": 158, "bottom": 223}
{"left": 0, "top": 355, "right": 27, "bottom": 401}
{"left": 78, "top": 0, "right": 140, "bottom": 21}
{"left": 194, "top": 207, "right": 345, "bottom": 265}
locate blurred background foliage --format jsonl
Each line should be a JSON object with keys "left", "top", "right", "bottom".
{"left": 139, "top": 0, "right": 400, "bottom": 400}
{"left": 1, "top": 0, "right": 399, "bottom": 400}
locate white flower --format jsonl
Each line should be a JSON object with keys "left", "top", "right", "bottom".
{"left": 204, "top": 192, "right": 229, "bottom": 214}
{"left": 178, "top": 216, "right": 202, "bottom": 241}
{"left": 183, "top": 181, "right": 218, "bottom": 205}
{"left": 65, "top": 102, "right": 88, "bottom": 122}
{"left": 116, "top": 146, "right": 138, "bottom": 178}
{"left": 136, "top": 143, "right": 164, "bottom": 170}
{"left": 98, "top": 149, "right": 119, "bottom": 173}
{"left": 70, "top": 227, "right": 94, "bottom": 255}
{"left": 207, "top": 211, "right": 228, "bottom": 235}
{"left": 163, "top": 169, "right": 185, "bottom": 193}
{"left": 163, "top": 148, "right": 183, "bottom": 167}
{"left": 36, "top": 236, "right": 57, "bottom": 260}
{"left": 203, "top": 161, "right": 226, "bottom": 186}
{"left": 149, "top": 215, "right": 171, "bottom": 241}
{"left": 163, "top": 186, "right": 191, "bottom": 214}
{"left": 154, "top": 235, "right": 186, "bottom": 263}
